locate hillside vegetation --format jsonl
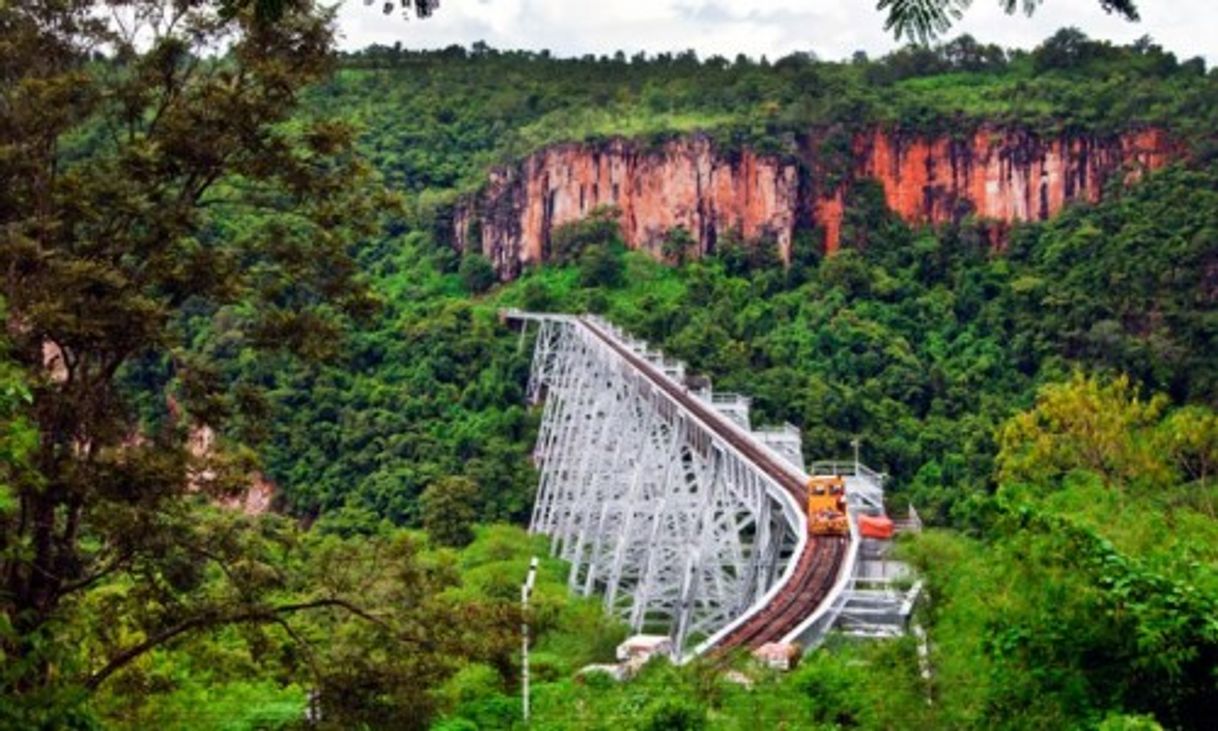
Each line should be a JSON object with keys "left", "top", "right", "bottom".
{"left": 318, "top": 29, "right": 1217, "bottom": 201}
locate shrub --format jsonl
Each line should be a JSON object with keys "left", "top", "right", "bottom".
{"left": 420, "top": 476, "right": 479, "bottom": 547}
{"left": 661, "top": 226, "right": 697, "bottom": 265}
{"left": 640, "top": 697, "right": 706, "bottom": 731}
{"left": 551, "top": 205, "right": 622, "bottom": 264}
{"left": 459, "top": 254, "right": 496, "bottom": 293}
{"left": 578, "top": 245, "right": 624, "bottom": 289}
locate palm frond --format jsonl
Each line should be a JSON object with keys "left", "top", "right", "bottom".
{"left": 880, "top": 0, "right": 1139, "bottom": 43}
{"left": 877, "top": 0, "right": 973, "bottom": 44}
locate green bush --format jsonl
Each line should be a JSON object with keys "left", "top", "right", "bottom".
{"left": 459, "top": 254, "right": 497, "bottom": 293}
{"left": 661, "top": 226, "right": 696, "bottom": 265}
{"left": 551, "top": 206, "right": 623, "bottom": 264}
{"left": 421, "top": 476, "right": 480, "bottom": 548}
{"left": 639, "top": 697, "right": 707, "bottom": 731}
{"left": 578, "top": 245, "right": 624, "bottom": 289}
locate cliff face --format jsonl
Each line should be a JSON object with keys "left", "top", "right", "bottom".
{"left": 815, "top": 127, "right": 1177, "bottom": 252}
{"left": 455, "top": 136, "right": 799, "bottom": 278}
{"left": 456, "top": 127, "right": 1177, "bottom": 277}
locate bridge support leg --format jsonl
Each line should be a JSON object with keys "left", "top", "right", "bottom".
{"left": 674, "top": 450, "right": 725, "bottom": 653}
{"left": 602, "top": 401, "right": 671, "bottom": 615}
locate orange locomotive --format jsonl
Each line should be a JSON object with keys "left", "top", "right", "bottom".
{"left": 807, "top": 475, "right": 848, "bottom": 535}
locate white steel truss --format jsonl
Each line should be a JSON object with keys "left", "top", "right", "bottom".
{"left": 510, "top": 311, "right": 809, "bottom": 655}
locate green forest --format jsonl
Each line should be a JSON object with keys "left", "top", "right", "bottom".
{"left": 2, "top": 1, "right": 1217, "bottom": 729}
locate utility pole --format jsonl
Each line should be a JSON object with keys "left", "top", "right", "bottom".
{"left": 851, "top": 437, "right": 861, "bottom": 475}
{"left": 521, "top": 556, "right": 539, "bottom": 724}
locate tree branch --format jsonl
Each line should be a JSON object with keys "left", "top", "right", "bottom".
{"left": 83, "top": 597, "right": 428, "bottom": 692}
{"left": 51, "top": 548, "right": 135, "bottom": 601}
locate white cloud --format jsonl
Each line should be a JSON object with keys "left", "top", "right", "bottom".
{"left": 334, "top": 0, "right": 1216, "bottom": 64}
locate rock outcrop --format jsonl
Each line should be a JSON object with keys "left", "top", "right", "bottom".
{"left": 814, "top": 126, "right": 1177, "bottom": 252}
{"left": 455, "top": 136, "right": 799, "bottom": 278}
{"left": 454, "top": 127, "right": 1178, "bottom": 277}
{"left": 187, "top": 423, "right": 276, "bottom": 516}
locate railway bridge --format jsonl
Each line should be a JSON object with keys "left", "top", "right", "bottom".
{"left": 504, "top": 310, "right": 906, "bottom": 660}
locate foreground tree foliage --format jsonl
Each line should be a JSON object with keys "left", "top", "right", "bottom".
{"left": 0, "top": 0, "right": 396, "bottom": 721}
{"left": 75, "top": 523, "right": 616, "bottom": 730}
{"left": 906, "top": 375, "right": 1218, "bottom": 729}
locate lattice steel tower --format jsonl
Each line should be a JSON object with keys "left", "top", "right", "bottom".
{"left": 509, "top": 311, "right": 826, "bottom": 654}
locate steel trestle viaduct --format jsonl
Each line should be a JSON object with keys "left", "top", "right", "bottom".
{"left": 505, "top": 310, "right": 889, "bottom": 659}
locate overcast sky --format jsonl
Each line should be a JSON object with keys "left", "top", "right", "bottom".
{"left": 335, "top": 1, "right": 1215, "bottom": 64}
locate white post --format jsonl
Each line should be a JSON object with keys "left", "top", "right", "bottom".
{"left": 851, "top": 437, "right": 860, "bottom": 475}
{"left": 521, "top": 556, "right": 539, "bottom": 724}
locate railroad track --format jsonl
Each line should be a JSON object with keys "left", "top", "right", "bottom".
{"left": 577, "top": 316, "right": 847, "bottom": 653}
{"left": 715, "top": 536, "right": 845, "bottom": 651}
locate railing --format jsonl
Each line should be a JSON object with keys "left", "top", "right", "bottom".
{"left": 753, "top": 422, "right": 802, "bottom": 438}
{"left": 809, "top": 460, "right": 886, "bottom": 485}
{"left": 781, "top": 506, "right": 862, "bottom": 649}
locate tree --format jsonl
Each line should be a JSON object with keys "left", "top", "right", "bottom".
{"left": 878, "top": 0, "right": 1140, "bottom": 43}
{"left": 420, "top": 476, "right": 479, "bottom": 548}
{"left": 661, "top": 226, "right": 697, "bottom": 265}
{"left": 1032, "top": 27, "right": 1098, "bottom": 71}
{"left": 0, "top": 0, "right": 394, "bottom": 709}
{"left": 550, "top": 205, "right": 622, "bottom": 264}
{"left": 941, "top": 33, "right": 1007, "bottom": 71}
{"left": 459, "top": 254, "right": 498, "bottom": 293}
{"left": 1156, "top": 406, "right": 1218, "bottom": 487}
{"left": 997, "top": 373, "right": 1171, "bottom": 487}
{"left": 521, "top": 279, "right": 555, "bottom": 311}
{"left": 578, "top": 245, "right": 624, "bottom": 288}
{"left": 641, "top": 697, "right": 707, "bottom": 731}
{"left": 0, "top": 337, "right": 35, "bottom": 521}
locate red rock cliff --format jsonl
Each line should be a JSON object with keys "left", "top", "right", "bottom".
{"left": 814, "top": 126, "right": 1177, "bottom": 252}
{"left": 456, "top": 127, "right": 1177, "bottom": 276}
{"left": 455, "top": 135, "right": 800, "bottom": 278}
